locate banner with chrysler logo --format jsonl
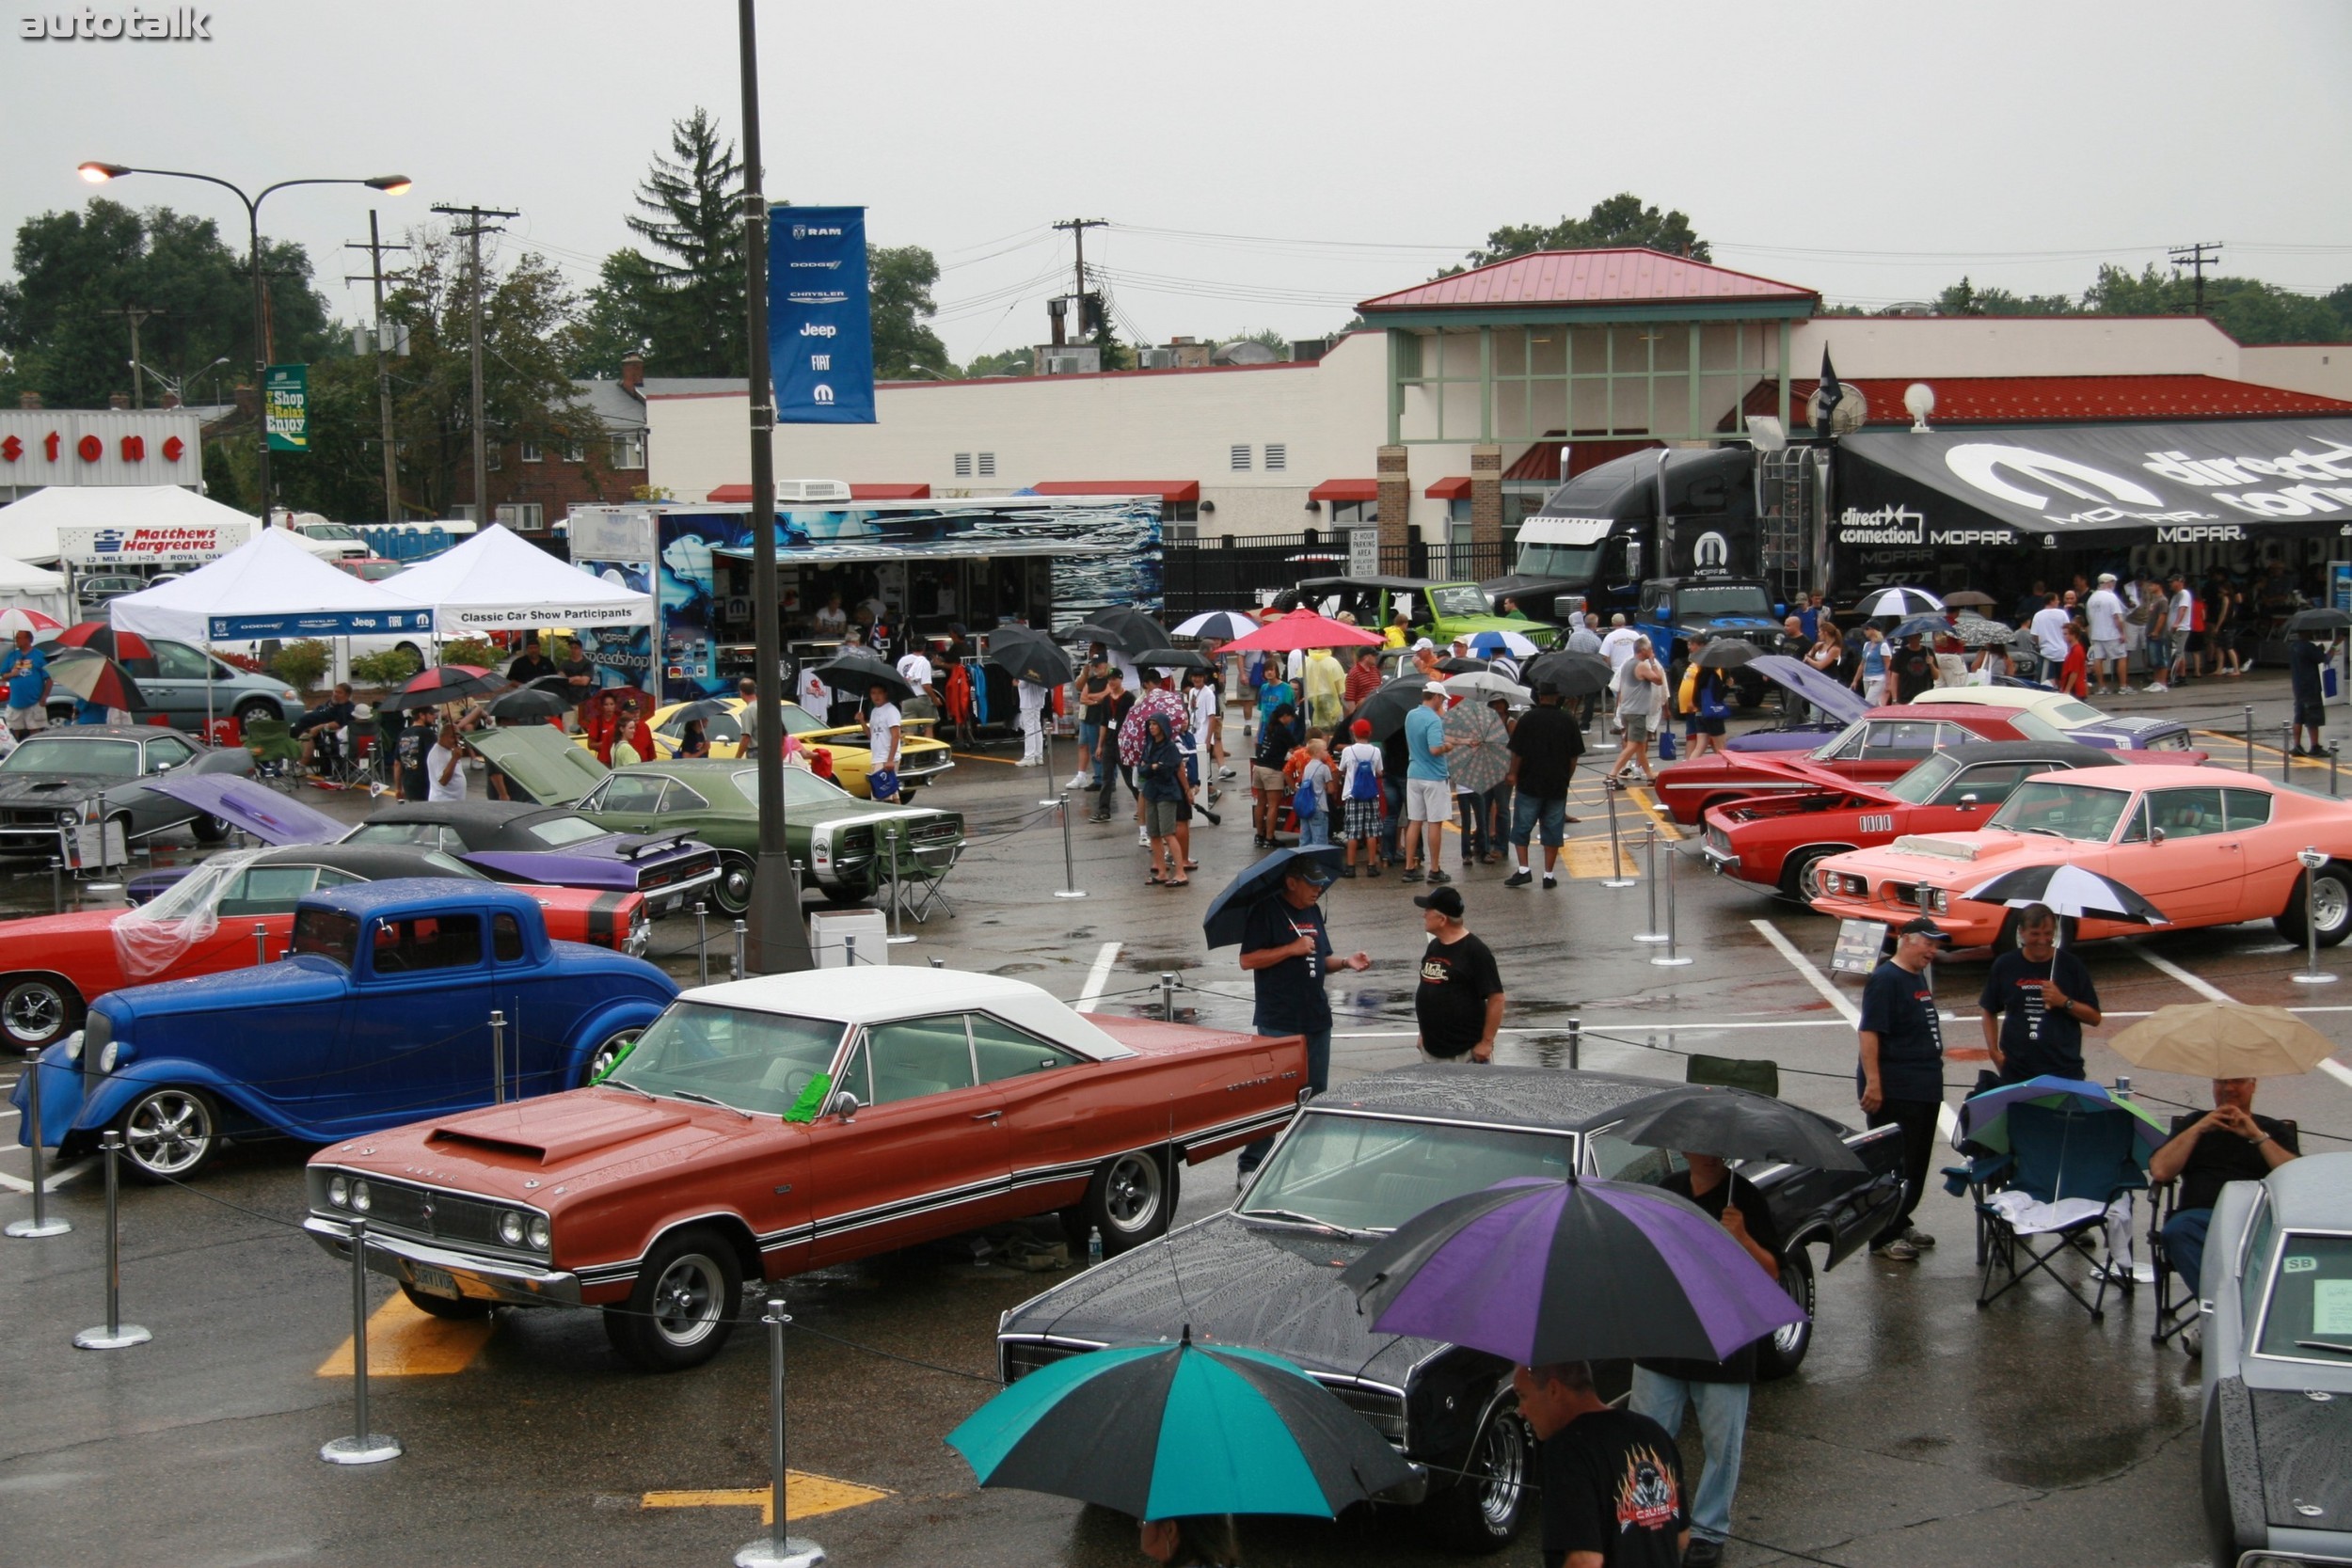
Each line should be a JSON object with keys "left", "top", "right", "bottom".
{"left": 1836, "top": 419, "right": 2352, "bottom": 548}
{"left": 768, "top": 206, "right": 875, "bottom": 424}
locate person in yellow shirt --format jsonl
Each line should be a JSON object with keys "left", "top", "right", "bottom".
{"left": 1301, "top": 645, "right": 1347, "bottom": 732}
{"left": 1383, "top": 610, "right": 1410, "bottom": 649}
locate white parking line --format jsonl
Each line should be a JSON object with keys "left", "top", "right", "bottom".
{"left": 1077, "top": 942, "right": 1121, "bottom": 1006}
{"left": 1750, "top": 920, "right": 1860, "bottom": 1024}
{"left": 0, "top": 1157, "right": 93, "bottom": 1194}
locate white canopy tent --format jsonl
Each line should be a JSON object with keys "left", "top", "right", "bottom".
{"left": 0, "top": 555, "right": 70, "bottom": 624}
{"left": 109, "top": 528, "right": 433, "bottom": 645}
{"left": 376, "top": 523, "right": 652, "bottom": 630}
{"left": 0, "top": 484, "right": 351, "bottom": 565}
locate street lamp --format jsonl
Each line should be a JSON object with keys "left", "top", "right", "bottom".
{"left": 76, "top": 162, "right": 410, "bottom": 523}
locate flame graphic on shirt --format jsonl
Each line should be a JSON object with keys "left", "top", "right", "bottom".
{"left": 1616, "top": 1443, "right": 1681, "bottom": 1533}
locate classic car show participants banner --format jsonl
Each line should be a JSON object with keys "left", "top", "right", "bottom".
{"left": 768, "top": 206, "right": 875, "bottom": 424}
{"left": 263, "top": 365, "right": 309, "bottom": 453}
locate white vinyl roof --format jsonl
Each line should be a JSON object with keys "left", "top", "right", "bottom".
{"left": 108, "top": 528, "right": 428, "bottom": 643}
{"left": 378, "top": 523, "right": 652, "bottom": 630}
{"left": 677, "top": 967, "right": 1137, "bottom": 1059}
{"left": 0, "top": 484, "right": 255, "bottom": 563}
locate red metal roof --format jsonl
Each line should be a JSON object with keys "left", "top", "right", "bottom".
{"left": 1310, "top": 478, "right": 1380, "bottom": 503}
{"left": 1424, "top": 476, "right": 1473, "bottom": 499}
{"left": 1360, "top": 249, "right": 1817, "bottom": 313}
{"left": 1738, "top": 374, "right": 2352, "bottom": 427}
{"left": 1502, "top": 438, "right": 1661, "bottom": 483}
{"left": 705, "top": 483, "right": 934, "bottom": 502}
{"left": 1026, "top": 480, "right": 1200, "bottom": 501}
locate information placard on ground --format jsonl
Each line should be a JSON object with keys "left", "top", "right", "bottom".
{"left": 1831, "top": 917, "right": 1886, "bottom": 976}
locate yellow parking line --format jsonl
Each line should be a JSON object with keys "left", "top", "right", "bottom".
{"left": 316, "top": 1293, "right": 495, "bottom": 1377}
{"left": 2193, "top": 729, "right": 2327, "bottom": 768}
{"left": 642, "top": 1473, "right": 893, "bottom": 1524}
{"left": 949, "top": 752, "right": 1016, "bottom": 765}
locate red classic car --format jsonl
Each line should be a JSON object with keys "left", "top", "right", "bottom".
{"left": 304, "top": 967, "right": 1307, "bottom": 1370}
{"left": 1700, "top": 741, "right": 2129, "bottom": 901}
{"left": 1807, "top": 765, "right": 2352, "bottom": 950}
{"left": 1655, "top": 704, "right": 2055, "bottom": 825}
{"left": 0, "top": 844, "right": 647, "bottom": 1051}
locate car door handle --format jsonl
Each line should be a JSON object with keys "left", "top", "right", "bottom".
{"left": 971, "top": 1110, "right": 1001, "bottom": 1121}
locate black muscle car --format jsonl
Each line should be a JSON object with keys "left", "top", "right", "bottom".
{"left": 0, "top": 725, "right": 249, "bottom": 857}
{"left": 996, "top": 1065, "right": 1907, "bottom": 1554}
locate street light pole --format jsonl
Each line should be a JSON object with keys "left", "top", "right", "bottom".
{"left": 77, "top": 163, "right": 410, "bottom": 526}
{"left": 738, "top": 0, "right": 811, "bottom": 974}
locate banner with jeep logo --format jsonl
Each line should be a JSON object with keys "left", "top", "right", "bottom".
{"left": 768, "top": 206, "right": 875, "bottom": 424}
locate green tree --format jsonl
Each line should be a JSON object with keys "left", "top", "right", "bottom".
{"left": 1934, "top": 276, "right": 2080, "bottom": 316}
{"left": 618, "top": 107, "right": 746, "bottom": 377}
{"left": 1450, "top": 194, "right": 1710, "bottom": 276}
{"left": 567, "top": 247, "right": 664, "bottom": 378}
{"left": 2079, "top": 263, "right": 2346, "bottom": 344}
{"left": 866, "top": 244, "right": 950, "bottom": 379}
{"left": 0, "top": 197, "right": 332, "bottom": 408}
{"left": 961, "top": 346, "right": 1032, "bottom": 378}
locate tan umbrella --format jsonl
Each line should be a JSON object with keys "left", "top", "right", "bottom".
{"left": 2108, "top": 1003, "right": 2339, "bottom": 1079}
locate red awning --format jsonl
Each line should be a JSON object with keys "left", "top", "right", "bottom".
{"left": 1424, "top": 476, "right": 1473, "bottom": 500}
{"left": 705, "top": 483, "right": 932, "bottom": 502}
{"left": 1310, "top": 478, "right": 1380, "bottom": 503}
{"left": 1026, "top": 480, "right": 1200, "bottom": 501}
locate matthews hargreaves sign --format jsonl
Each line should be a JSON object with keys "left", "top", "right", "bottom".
{"left": 58, "top": 522, "right": 249, "bottom": 566}
{"left": 1837, "top": 419, "right": 2352, "bottom": 548}
{"left": 767, "top": 207, "right": 875, "bottom": 424}
{"left": 208, "top": 609, "right": 433, "bottom": 641}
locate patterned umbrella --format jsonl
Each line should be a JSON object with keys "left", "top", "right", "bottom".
{"left": 1857, "top": 586, "right": 1945, "bottom": 618}
{"left": 1954, "top": 613, "right": 2014, "bottom": 649}
{"left": 378, "top": 664, "right": 514, "bottom": 712}
{"left": 0, "top": 607, "right": 63, "bottom": 639}
{"left": 44, "top": 649, "right": 146, "bottom": 711}
{"left": 1118, "top": 686, "right": 1189, "bottom": 766}
{"left": 1171, "top": 610, "right": 1260, "bottom": 641}
{"left": 1440, "top": 700, "right": 1510, "bottom": 796}
{"left": 52, "top": 623, "right": 152, "bottom": 662}
{"left": 1468, "top": 627, "right": 1541, "bottom": 658}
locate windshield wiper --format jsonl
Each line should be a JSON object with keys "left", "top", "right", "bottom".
{"left": 665, "top": 1088, "right": 753, "bottom": 1120}
{"left": 1241, "top": 1206, "right": 1351, "bottom": 1236}
{"left": 598, "top": 1077, "right": 652, "bottom": 1100}
{"left": 2296, "top": 1338, "right": 2352, "bottom": 1355}
{"left": 2013, "top": 826, "right": 2066, "bottom": 838}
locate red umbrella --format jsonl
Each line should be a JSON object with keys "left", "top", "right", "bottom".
{"left": 0, "top": 608, "right": 63, "bottom": 639}
{"left": 52, "top": 623, "right": 153, "bottom": 662}
{"left": 45, "top": 650, "right": 147, "bottom": 712}
{"left": 1216, "top": 608, "right": 1384, "bottom": 654}
{"left": 379, "top": 664, "right": 514, "bottom": 712}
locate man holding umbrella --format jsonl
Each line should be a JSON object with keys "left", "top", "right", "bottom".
{"left": 1234, "top": 855, "right": 1372, "bottom": 1183}
{"left": 1976, "top": 903, "right": 2101, "bottom": 1085}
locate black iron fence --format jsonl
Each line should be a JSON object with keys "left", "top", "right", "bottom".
{"left": 1160, "top": 531, "right": 1510, "bottom": 618}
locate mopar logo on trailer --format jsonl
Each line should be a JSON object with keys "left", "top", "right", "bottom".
{"left": 1692, "top": 531, "right": 1730, "bottom": 571}
{"left": 2154, "top": 524, "right": 2248, "bottom": 544}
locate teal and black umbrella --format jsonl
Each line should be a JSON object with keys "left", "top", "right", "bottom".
{"left": 946, "top": 1330, "right": 1413, "bottom": 1520}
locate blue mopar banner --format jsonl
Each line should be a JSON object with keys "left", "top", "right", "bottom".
{"left": 208, "top": 609, "right": 435, "bottom": 640}
{"left": 768, "top": 205, "right": 876, "bottom": 424}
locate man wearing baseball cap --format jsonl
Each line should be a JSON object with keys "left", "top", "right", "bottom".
{"left": 1235, "top": 855, "right": 1373, "bottom": 1185}
{"left": 1401, "top": 681, "right": 1454, "bottom": 884}
{"left": 1858, "top": 916, "right": 1950, "bottom": 1260}
{"left": 2085, "top": 572, "right": 2128, "bottom": 697}
{"left": 1412, "top": 884, "right": 1504, "bottom": 1062}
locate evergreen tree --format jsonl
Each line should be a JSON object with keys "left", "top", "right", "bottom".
{"left": 617, "top": 108, "right": 746, "bottom": 378}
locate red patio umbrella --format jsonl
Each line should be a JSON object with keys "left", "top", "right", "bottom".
{"left": 0, "top": 607, "right": 63, "bottom": 639}
{"left": 45, "top": 650, "right": 147, "bottom": 712}
{"left": 1216, "top": 608, "right": 1384, "bottom": 654}
{"left": 52, "top": 623, "right": 153, "bottom": 662}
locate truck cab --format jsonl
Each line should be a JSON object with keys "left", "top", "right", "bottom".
{"left": 1636, "top": 576, "right": 1792, "bottom": 705}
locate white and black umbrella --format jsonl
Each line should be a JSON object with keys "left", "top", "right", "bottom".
{"left": 1171, "top": 610, "right": 1260, "bottom": 641}
{"left": 1962, "top": 863, "right": 2169, "bottom": 932}
{"left": 1856, "top": 586, "right": 1944, "bottom": 618}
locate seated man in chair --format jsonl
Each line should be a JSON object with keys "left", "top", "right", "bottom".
{"left": 2148, "top": 1077, "right": 2298, "bottom": 1343}
{"left": 293, "top": 683, "right": 357, "bottom": 772}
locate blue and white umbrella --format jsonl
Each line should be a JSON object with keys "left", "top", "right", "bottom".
{"left": 1468, "top": 627, "right": 1541, "bottom": 658}
{"left": 1858, "top": 586, "right": 1944, "bottom": 618}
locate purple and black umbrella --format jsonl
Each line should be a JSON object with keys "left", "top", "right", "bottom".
{"left": 1337, "top": 1176, "right": 1806, "bottom": 1366}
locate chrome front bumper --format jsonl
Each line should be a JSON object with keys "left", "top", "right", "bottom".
{"left": 1700, "top": 844, "right": 1739, "bottom": 877}
{"left": 304, "top": 1215, "right": 582, "bottom": 1307}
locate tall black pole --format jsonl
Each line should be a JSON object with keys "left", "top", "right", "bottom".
{"left": 739, "top": 0, "right": 812, "bottom": 974}
{"left": 249, "top": 199, "right": 271, "bottom": 527}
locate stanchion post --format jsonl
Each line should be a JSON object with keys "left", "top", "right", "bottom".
{"left": 843, "top": 934, "right": 855, "bottom": 968}
{"left": 2332, "top": 742, "right": 2341, "bottom": 798}
{"left": 1652, "top": 843, "right": 1693, "bottom": 967}
{"left": 928, "top": 955, "right": 944, "bottom": 969}
{"left": 733, "top": 919, "right": 748, "bottom": 981}
{"left": 319, "top": 1217, "right": 401, "bottom": 1465}
{"left": 695, "top": 902, "right": 710, "bottom": 988}
{"left": 489, "top": 1009, "right": 507, "bottom": 1104}
{"left": 7, "top": 1044, "right": 71, "bottom": 1238}
{"left": 1567, "top": 1016, "right": 1581, "bottom": 1071}
{"left": 1053, "top": 794, "right": 1088, "bottom": 900}
{"left": 1634, "top": 826, "right": 1668, "bottom": 942}
{"left": 735, "top": 1296, "right": 823, "bottom": 1568}
{"left": 253, "top": 922, "right": 268, "bottom": 967}
{"left": 2244, "top": 704, "right": 2255, "bottom": 772}
{"left": 2284, "top": 721, "right": 2296, "bottom": 783}
{"left": 1161, "top": 972, "right": 1177, "bottom": 1022}
{"left": 72, "top": 1130, "right": 150, "bottom": 1349}
{"left": 2292, "top": 846, "right": 2336, "bottom": 985}
{"left": 1600, "top": 783, "right": 1634, "bottom": 888}
{"left": 882, "top": 822, "right": 916, "bottom": 945}
{"left": 50, "top": 854, "right": 62, "bottom": 914}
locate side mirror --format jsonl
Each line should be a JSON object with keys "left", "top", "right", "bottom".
{"left": 2149, "top": 827, "right": 2167, "bottom": 846}
{"left": 828, "top": 1089, "right": 862, "bottom": 1123}
{"left": 1957, "top": 793, "right": 1979, "bottom": 810}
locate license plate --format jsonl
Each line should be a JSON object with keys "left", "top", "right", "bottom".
{"left": 409, "top": 1262, "right": 462, "bottom": 1300}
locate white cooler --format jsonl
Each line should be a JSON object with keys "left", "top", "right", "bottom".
{"left": 808, "top": 907, "right": 888, "bottom": 968}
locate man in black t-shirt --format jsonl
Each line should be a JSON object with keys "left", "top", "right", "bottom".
{"left": 1628, "top": 1158, "right": 1782, "bottom": 1568}
{"left": 1505, "top": 685, "right": 1584, "bottom": 889}
{"left": 1892, "top": 635, "right": 1936, "bottom": 703}
{"left": 1234, "top": 858, "right": 1370, "bottom": 1181}
{"left": 393, "top": 708, "right": 438, "bottom": 801}
{"left": 1516, "top": 1359, "right": 1688, "bottom": 1568}
{"left": 555, "top": 640, "right": 596, "bottom": 730}
{"left": 505, "top": 636, "right": 557, "bottom": 689}
{"left": 2149, "top": 1078, "right": 2299, "bottom": 1300}
{"left": 1857, "top": 916, "right": 1950, "bottom": 1259}
{"left": 1976, "top": 903, "right": 2101, "bottom": 1084}
{"left": 1411, "top": 884, "right": 1503, "bottom": 1061}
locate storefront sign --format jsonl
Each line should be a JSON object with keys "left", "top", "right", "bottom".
{"left": 57, "top": 522, "right": 250, "bottom": 565}
{"left": 207, "top": 609, "right": 433, "bottom": 640}
{"left": 768, "top": 207, "right": 875, "bottom": 424}
{"left": 263, "top": 364, "right": 308, "bottom": 452}
{"left": 0, "top": 410, "right": 201, "bottom": 486}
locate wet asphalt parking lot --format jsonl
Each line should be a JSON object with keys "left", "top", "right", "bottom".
{"left": 5, "top": 673, "right": 2349, "bottom": 1568}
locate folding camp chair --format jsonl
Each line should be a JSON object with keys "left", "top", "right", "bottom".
{"left": 241, "top": 718, "right": 302, "bottom": 792}
{"left": 875, "top": 817, "right": 960, "bottom": 925}
{"left": 2143, "top": 1117, "right": 2298, "bottom": 1349}
{"left": 1976, "top": 1101, "right": 2147, "bottom": 1321}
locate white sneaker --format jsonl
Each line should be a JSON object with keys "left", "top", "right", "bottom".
{"left": 2145, "top": 682, "right": 2169, "bottom": 693}
{"left": 1137, "top": 825, "right": 1152, "bottom": 846}
{"left": 1065, "top": 772, "right": 1089, "bottom": 788}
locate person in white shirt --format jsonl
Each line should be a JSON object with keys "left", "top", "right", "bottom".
{"left": 1015, "top": 678, "right": 1049, "bottom": 767}
{"left": 2029, "top": 594, "right": 2072, "bottom": 682}
{"left": 2167, "top": 573, "right": 2196, "bottom": 687}
{"left": 1597, "top": 614, "right": 1642, "bottom": 673}
{"left": 895, "top": 648, "right": 938, "bottom": 726}
{"left": 2085, "top": 573, "right": 2128, "bottom": 696}
{"left": 426, "top": 722, "right": 469, "bottom": 802}
{"left": 813, "top": 593, "right": 848, "bottom": 636}
{"left": 865, "top": 686, "right": 903, "bottom": 801}
{"left": 1186, "top": 668, "right": 1222, "bottom": 786}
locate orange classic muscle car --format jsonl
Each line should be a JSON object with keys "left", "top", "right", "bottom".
{"left": 305, "top": 967, "right": 1307, "bottom": 1370}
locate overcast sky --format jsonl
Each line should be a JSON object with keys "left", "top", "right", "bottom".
{"left": 7, "top": 0, "right": 2349, "bottom": 367}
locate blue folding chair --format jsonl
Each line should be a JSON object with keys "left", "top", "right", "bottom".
{"left": 1975, "top": 1101, "right": 2147, "bottom": 1321}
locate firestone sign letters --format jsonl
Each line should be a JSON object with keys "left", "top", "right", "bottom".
{"left": 0, "top": 409, "right": 201, "bottom": 487}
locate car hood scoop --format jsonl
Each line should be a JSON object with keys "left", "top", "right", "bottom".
{"left": 0, "top": 773, "right": 98, "bottom": 800}
{"left": 425, "top": 1096, "right": 690, "bottom": 1164}
{"left": 1889, "top": 833, "right": 1979, "bottom": 861}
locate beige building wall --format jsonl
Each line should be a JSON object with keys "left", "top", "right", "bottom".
{"left": 1798, "top": 314, "right": 2244, "bottom": 378}
{"left": 2239, "top": 344, "right": 2352, "bottom": 403}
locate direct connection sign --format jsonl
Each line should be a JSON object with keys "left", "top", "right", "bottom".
{"left": 768, "top": 206, "right": 874, "bottom": 424}
{"left": 264, "top": 364, "right": 308, "bottom": 453}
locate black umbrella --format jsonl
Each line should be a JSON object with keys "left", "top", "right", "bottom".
{"left": 665, "top": 697, "right": 739, "bottom": 725}
{"left": 1692, "top": 641, "right": 1758, "bottom": 670}
{"left": 983, "top": 626, "right": 1074, "bottom": 688}
{"left": 1355, "top": 674, "right": 1438, "bottom": 742}
{"left": 1202, "top": 845, "right": 1343, "bottom": 949}
{"left": 485, "top": 685, "right": 569, "bottom": 720}
{"left": 808, "top": 650, "right": 914, "bottom": 703}
{"left": 1065, "top": 606, "right": 1165, "bottom": 655}
{"left": 2286, "top": 608, "right": 2352, "bottom": 635}
{"left": 1135, "top": 646, "right": 1212, "bottom": 672}
{"left": 1521, "top": 650, "right": 1613, "bottom": 699}
{"left": 1604, "top": 1085, "right": 1867, "bottom": 1171}
{"left": 1436, "top": 656, "right": 1488, "bottom": 674}
{"left": 1961, "top": 863, "right": 2169, "bottom": 928}
{"left": 1942, "top": 590, "right": 1997, "bottom": 610}
{"left": 526, "top": 673, "right": 587, "bottom": 708}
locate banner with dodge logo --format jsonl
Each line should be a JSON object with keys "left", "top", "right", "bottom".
{"left": 767, "top": 206, "right": 875, "bottom": 424}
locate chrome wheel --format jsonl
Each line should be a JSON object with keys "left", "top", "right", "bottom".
{"left": 1791, "top": 850, "right": 1836, "bottom": 904}
{"left": 711, "top": 853, "right": 755, "bottom": 917}
{"left": 1, "top": 976, "right": 72, "bottom": 1047}
{"left": 121, "top": 1086, "right": 217, "bottom": 1180}
{"left": 647, "top": 1251, "right": 727, "bottom": 1349}
{"left": 2314, "top": 870, "right": 2351, "bottom": 940}
{"left": 586, "top": 1028, "right": 641, "bottom": 1085}
{"left": 1102, "top": 1152, "right": 1163, "bottom": 1233}
{"left": 1472, "top": 1405, "right": 1531, "bottom": 1533}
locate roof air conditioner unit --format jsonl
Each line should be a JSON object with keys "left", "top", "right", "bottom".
{"left": 774, "top": 480, "right": 851, "bottom": 503}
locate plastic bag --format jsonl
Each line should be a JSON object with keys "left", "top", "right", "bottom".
{"left": 111, "top": 847, "right": 265, "bottom": 983}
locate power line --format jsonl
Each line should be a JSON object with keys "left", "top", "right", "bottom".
{"left": 430, "top": 202, "right": 519, "bottom": 529}
{"left": 343, "top": 214, "right": 411, "bottom": 524}
{"left": 2169, "top": 241, "right": 2224, "bottom": 316}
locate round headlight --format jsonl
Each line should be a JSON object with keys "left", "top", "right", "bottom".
{"left": 328, "top": 1176, "right": 350, "bottom": 1208}
{"left": 98, "top": 1039, "right": 119, "bottom": 1073}
{"left": 498, "top": 1212, "right": 526, "bottom": 1246}
{"left": 57, "top": 809, "right": 79, "bottom": 826}
{"left": 526, "top": 1215, "right": 550, "bottom": 1249}
{"left": 350, "top": 1180, "right": 372, "bottom": 1213}
{"left": 64, "top": 1030, "right": 84, "bottom": 1063}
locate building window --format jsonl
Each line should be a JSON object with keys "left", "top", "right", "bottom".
{"left": 486, "top": 445, "right": 502, "bottom": 471}
{"left": 1264, "top": 443, "right": 1287, "bottom": 472}
{"left": 1230, "top": 444, "right": 1251, "bottom": 471}
{"left": 497, "top": 502, "right": 545, "bottom": 531}
{"left": 564, "top": 440, "right": 585, "bottom": 464}
{"left": 518, "top": 439, "right": 543, "bottom": 464}
{"left": 1447, "top": 497, "right": 1473, "bottom": 527}
{"left": 954, "top": 452, "right": 973, "bottom": 477}
{"left": 610, "top": 431, "right": 645, "bottom": 469}
{"left": 977, "top": 451, "right": 996, "bottom": 478}
{"left": 1163, "top": 499, "right": 1199, "bottom": 543}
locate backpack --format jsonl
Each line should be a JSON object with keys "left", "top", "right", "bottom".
{"left": 1293, "top": 772, "right": 1322, "bottom": 821}
{"left": 1348, "top": 748, "right": 1378, "bottom": 801}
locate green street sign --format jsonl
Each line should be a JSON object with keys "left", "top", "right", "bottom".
{"left": 264, "top": 364, "right": 308, "bottom": 452}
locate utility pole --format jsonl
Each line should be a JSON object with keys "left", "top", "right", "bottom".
{"left": 431, "top": 202, "right": 518, "bottom": 527}
{"left": 2169, "top": 241, "right": 2222, "bottom": 317}
{"left": 107, "top": 305, "right": 167, "bottom": 409}
{"left": 1052, "top": 217, "right": 1106, "bottom": 340}
{"left": 346, "top": 212, "right": 411, "bottom": 525}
